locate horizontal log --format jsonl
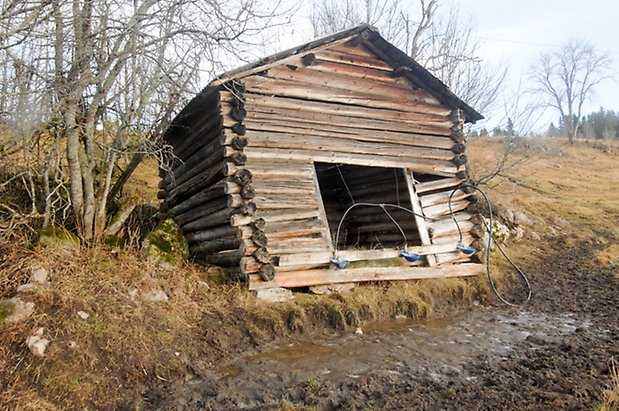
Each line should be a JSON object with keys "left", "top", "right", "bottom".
{"left": 166, "top": 163, "right": 225, "bottom": 206}
{"left": 235, "top": 86, "right": 450, "bottom": 132}
{"left": 267, "top": 235, "right": 329, "bottom": 250}
{"left": 243, "top": 93, "right": 452, "bottom": 129}
{"left": 245, "top": 148, "right": 459, "bottom": 177}
{"left": 189, "top": 236, "right": 242, "bottom": 254}
{"left": 202, "top": 250, "right": 243, "bottom": 267}
{"left": 168, "top": 147, "right": 245, "bottom": 188}
{"left": 256, "top": 208, "right": 320, "bottom": 223}
{"left": 213, "top": 34, "right": 356, "bottom": 86}
{"left": 169, "top": 179, "right": 241, "bottom": 217}
{"left": 423, "top": 200, "right": 470, "bottom": 219}
{"left": 243, "top": 75, "right": 446, "bottom": 115}
{"left": 265, "top": 219, "right": 325, "bottom": 239}
{"left": 174, "top": 121, "right": 223, "bottom": 162}
{"left": 419, "top": 189, "right": 470, "bottom": 208}
{"left": 316, "top": 48, "right": 393, "bottom": 70}
{"left": 185, "top": 224, "right": 239, "bottom": 244}
{"left": 176, "top": 197, "right": 228, "bottom": 227}
{"left": 253, "top": 196, "right": 319, "bottom": 209}
{"left": 252, "top": 182, "right": 316, "bottom": 195}
{"left": 239, "top": 128, "right": 455, "bottom": 161}
{"left": 249, "top": 263, "right": 485, "bottom": 290}
{"left": 277, "top": 243, "right": 464, "bottom": 267}
{"left": 414, "top": 177, "right": 464, "bottom": 194}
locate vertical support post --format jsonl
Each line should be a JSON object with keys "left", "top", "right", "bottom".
{"left": 311, "top": 164, "right": 335, "bottom": 253}
{"left": 405, "top": 169, "right": 437, "bottom": 266}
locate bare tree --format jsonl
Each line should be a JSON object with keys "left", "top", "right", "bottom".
{"left": 529, "top": 40, "right": 612, "bottom": 144}
{"left": 309, "top": 0, "right": 505, "bottom": 114}
{"left": 0, "top": 0, "right": 286, "bottom": 241}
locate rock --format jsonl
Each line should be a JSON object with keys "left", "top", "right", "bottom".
{"left": 513, "top": 227, "right": 525, "bottom": 241}
{"left": 37, "top": 227, "right": 80, "bottom": 248}
{"left": 77, "top": 311, "right": 90, "bottom": 320}
{"left": 553, "top": 217, "right": 570, "bottom": 227}
{"left": 30, "top": 267, "right": 50, "bottom": 284}
{"left": 128, "top": 288, "right": 139, "bottom": 300}
{"left": 142, "top": 218, "right": 188, "bottom": 266}
{"left": 513, "top": 211, "right": 534, "bottom": 227}
{"left": 355, "top": 327, "right": 364, "bottom": 335}
{"left": 0, "top": 297, "right": 35, "bottom": 323}
{"left": 255, "top": 287, "right": 294, "bottom": 303}
{"left": 16, "top": 283, "right": 41, "bottom": 293}
{"left": 197, "top": 280, "right": 210, "bottom": 291}
{"left": 529, "top": 232, "right": 541, "bottom": 241}
{"left": 483, "top": 216, "right": 510, "bottom": 243}
{"left": 395, "top": 314, "right": 407, "bottom": 320}
{"left": 142, "top": 288, "right": 169, "bottom": 302}
{"left": 309, "top": 283, "right": 355, "bottom": 295}
{"left": 26, "top": 328, "right": 50, "bottom": 357}
{"left": 549, "top": 226, "right": 558, "bottom": 236}
{"left": 158, "top": 261, "right": 176, "bottom": 271}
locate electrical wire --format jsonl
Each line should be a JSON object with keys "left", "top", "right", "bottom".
{"left": 330, "top": 179, "right": 532, "bottom": 306}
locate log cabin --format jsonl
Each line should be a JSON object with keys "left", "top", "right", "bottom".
{"left": 159, "top": 24, "right": 487, "bottom": 291}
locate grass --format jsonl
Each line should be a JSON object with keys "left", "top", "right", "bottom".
{"left": 1, "top": 135, "right": 617, "bottom": 408}
{"left": 597, "top": 358, "right": 619, "bottom": 411}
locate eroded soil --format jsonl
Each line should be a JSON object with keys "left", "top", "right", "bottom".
{"left": 148, "top": 236, "right": 618, "bottom": 410}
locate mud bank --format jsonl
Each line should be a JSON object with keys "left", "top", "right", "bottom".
{"left": 148, "top": 237, "right": 618, "bottom": 410}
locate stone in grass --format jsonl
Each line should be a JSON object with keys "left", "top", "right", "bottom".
{"left": 255, "top": 287, "right": 294, "bottom": 303}
{"left": 309, "top": 283, "right": 355, "bottom": 295}
{"left": 37, "top": 227, "right": 80, "bottom": 249}
{"left": 0, "top": 297, "right": 35, "bottom": 323}
{"left": 142, "top": 218, "right": 188, "bottom": 266}
{"left": 142, "top": 288, "right": 169, "bottom": 302}
{"left": 30, "top": 267, "right": 50, "bottom": 284}
{"left": 26, "top": 327, "right": 50, "bottom": 358}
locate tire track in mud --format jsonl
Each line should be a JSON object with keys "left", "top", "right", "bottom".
{"left": 148, "top": 236, "right": 618, "bottom": 410}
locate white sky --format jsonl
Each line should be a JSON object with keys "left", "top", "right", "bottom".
{"left": 240, "top": 0, "right": 619, "bottom": 132}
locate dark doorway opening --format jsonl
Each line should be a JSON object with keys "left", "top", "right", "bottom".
{"left": 314, "top": 163, "right": 422, "bottom": 251}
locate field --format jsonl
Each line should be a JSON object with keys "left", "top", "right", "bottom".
{"left": 0, "top": 136, "right": 617, "bottom": 409}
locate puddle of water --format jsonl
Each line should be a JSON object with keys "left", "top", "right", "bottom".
{"left": 218, "top": 311, "right": 592, "bottom": 384}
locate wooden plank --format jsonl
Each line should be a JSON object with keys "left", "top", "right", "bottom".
{"left": 423, "top": 199, "right": 470, "bottom": 219}
{"left": 242, "top": 113, "right": 453, "bottom": 139}
{"left": 419, "top": 189, "right": 470, "bottom": 208}
{"left": 242, "top": 93, "right": 452, "bottom": 125}
{"left": 212, "top": 34, "right": 357, "bottom": 86}
{"left": 243, "top": 76, "right": 449, "bottom": 114}
{"left": 249, "top": 263, "right": 485, "bottom": 290}
{"left": 244, "top": 148, "right": 458, "bottom": 177}
{"left": 316, "top": 48, "right": 394, "bottom": 70}
{"left": 277, "top": 243, "right": 464, "bottom": 267}
{"left": 240, "top": 129, "right": 455, "bottom": 161}
{"left": 244, "top": 127, "right": 454, "bottom": 151}
{"left": 415, "top": 178, "right": 465, "bottom": 194}
{"left": 405, "top": 169, "right": 437, "bottom": 266}
{"left": 264, "top": 64, "right": 440, "bottom": 105}
{"left": 256, "top": 208, "right": 320, "bottom": 223}
{"left": 264, "top": 218, "right": 325, "bottom": 239}
{"left": 312, "top": 165, "right": 335, "bottom": 252}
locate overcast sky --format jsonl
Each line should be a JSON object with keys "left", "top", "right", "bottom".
{"left": 455, "top": 0, "right": 618, "bottom": 130}
{"left": 259, "top": 0, "right": 619, "bottom": 131}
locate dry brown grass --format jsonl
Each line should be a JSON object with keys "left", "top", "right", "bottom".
{"left": 0, "top": 242, "right": 489, "bottom": 409}
{"left": 468, "top": 137, "right": 619, "bottom": 241}
{"left": 1, "top": 135, "right": 617, "bottom": 408}
{"left": 597, "top": 358, "right": 619, "bottom": 411}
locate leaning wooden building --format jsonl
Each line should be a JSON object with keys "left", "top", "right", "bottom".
{"left": 159, "top": 24, "right": 486, "bottom": 290}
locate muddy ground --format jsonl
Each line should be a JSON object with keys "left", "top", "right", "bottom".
{"left": 147, "top": 235, "right": 618, "bottom": 410}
